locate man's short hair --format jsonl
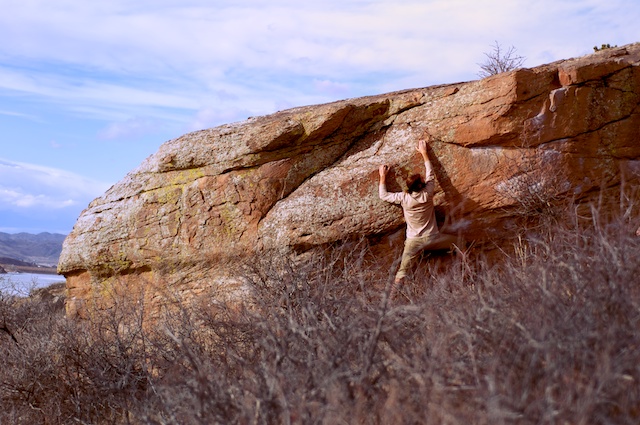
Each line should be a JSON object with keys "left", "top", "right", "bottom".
{"left": 406, "top": 174, "right": 426, "bottom": 193}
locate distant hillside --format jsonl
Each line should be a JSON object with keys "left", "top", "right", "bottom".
{"left": 0, "top": 232, "right": 66, "bottom": 266}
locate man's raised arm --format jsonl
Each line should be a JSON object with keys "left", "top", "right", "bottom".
{"left": 378, "top": 164, "right": 390, "bottom": 199}
{"left": 416, "top": 140, "right": 433, "bottom": 182}
{"left": 379, "top": 164, "right": 403, "bottom": 204}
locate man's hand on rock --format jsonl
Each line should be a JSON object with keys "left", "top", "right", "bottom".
{"left": 379, "top": 164, "right": 389, "bottom": 178}
{"left": 416, "top": 140, "right": 428, "bottom": 156}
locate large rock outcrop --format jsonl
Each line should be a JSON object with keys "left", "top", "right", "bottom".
{"left": 59, "top": 44, "right": 640, "bottom": 317}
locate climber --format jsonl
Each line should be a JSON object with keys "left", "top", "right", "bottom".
{"left": 378, "top": 139, "right": 454, "bottom": 290}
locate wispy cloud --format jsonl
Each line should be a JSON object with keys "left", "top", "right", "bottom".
{"left": 98, "top": 116, "right": 166, "bottom": 140}
{"left": 0, "top": 109, "right": 41, "bottom": 122}
{"left": 1, "top": 0, "right": 638, "bottom": 124}
{"left": 0, "top": 65, "right": 198, "bottom": 119}
{"left": 187, "top": 107, "right": 254, "bottom": 132}
{"left": 313, "top": 79, "right": 351, "bottom": 97}
{"left": 0, "top": 188, "right": 75, "bottom": 209}
{"left": 0, "top": 158, "right": 111, "bottom": 211}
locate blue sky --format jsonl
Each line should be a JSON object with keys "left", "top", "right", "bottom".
{"left": 1, "top": 0, "right": 639, "bottom": 234}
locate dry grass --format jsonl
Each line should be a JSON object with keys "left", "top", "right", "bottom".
{"left": 1, "top": 206, "right": 640, "bottom": 424}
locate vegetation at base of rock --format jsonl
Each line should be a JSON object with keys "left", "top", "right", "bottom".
{"left": 2, "top": 206, "right": 640, "bottom": 424}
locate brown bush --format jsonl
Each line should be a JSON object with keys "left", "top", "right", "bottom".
{"left": 1, "top": 206, "right": 640, "bottom": 424}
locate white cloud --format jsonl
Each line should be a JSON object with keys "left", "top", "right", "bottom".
{"left": 0, "top": 66, "right": 198, "bottom": 119}
{"left": 1, "top": 0, "right": 638, "bottom": 126}
{"left": 98, "top": 116, "right": 165, "bottom": 140}
{"left": 0, "top": 188, "right": 74, "bottom": 209}
{"left": 0, "top": 109, "right": 37, "bottom": 119}
{"left": 187, "top": 107, "right": 253, "bottom": 132}
{"left": 313, "top": 79, "right": 350, "bottom": 97}
{"left": 0, "top": 158, "right": 111, "bottom": 211}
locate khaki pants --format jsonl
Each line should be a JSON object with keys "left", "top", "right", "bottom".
{"left": 395, "top": 233, "right": 458, "bottom": 281}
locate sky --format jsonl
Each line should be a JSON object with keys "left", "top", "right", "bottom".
{"left": 1, "top": 0, "right": 638, "bottom": 235}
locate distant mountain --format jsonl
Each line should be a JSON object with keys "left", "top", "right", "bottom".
{"left": 0, "top": 232, "right": 67, "bottom": 266}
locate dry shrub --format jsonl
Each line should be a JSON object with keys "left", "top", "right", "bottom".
{"left": 1, "top": 206, "right": 640, "bottom": 424}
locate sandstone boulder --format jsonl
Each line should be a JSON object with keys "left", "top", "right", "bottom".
{"left": 59, "top": 43, "right": 640, "bottom": 317}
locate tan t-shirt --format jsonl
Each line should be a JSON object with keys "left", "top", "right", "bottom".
{"left": 379, "top": 163, "right": 438, "bottom": 239}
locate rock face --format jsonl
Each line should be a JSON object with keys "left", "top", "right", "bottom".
{"left": 59, "top": 44, "right": 640, "bottom": 317}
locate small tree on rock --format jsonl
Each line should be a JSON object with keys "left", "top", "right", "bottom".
{"left": 478, "top": 41, "right": 525, "bottom": 78}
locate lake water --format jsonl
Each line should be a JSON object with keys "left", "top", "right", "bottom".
{"left": 0, "top": 272, "right": 66, "bottom": 296}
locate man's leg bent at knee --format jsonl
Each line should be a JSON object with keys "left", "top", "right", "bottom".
{"left": 394, "top": 233, "right": 440, "bottom": 284}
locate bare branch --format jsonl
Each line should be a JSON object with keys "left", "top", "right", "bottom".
{"left": 478, "top": 41, "right": 526, "bottom": 78}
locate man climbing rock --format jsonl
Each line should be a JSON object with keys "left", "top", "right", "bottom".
{"left": 379, "top": 139, "right": 454, "bottom": 290}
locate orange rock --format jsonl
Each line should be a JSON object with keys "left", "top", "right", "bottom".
{"left": 59, "top": 43, "right": 640, "bottom": 318}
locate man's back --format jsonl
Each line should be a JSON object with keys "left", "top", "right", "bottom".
{"left": 379, "top": 183, "right": 438, "bottom": 238}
